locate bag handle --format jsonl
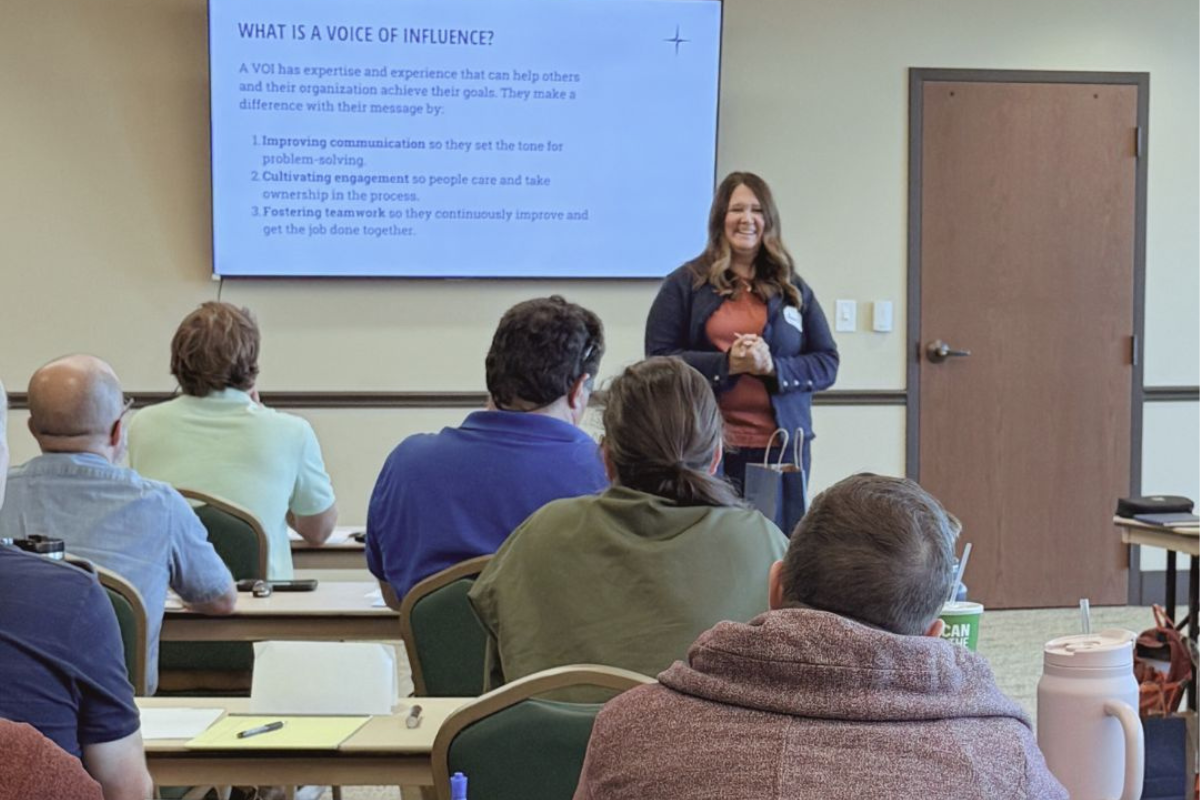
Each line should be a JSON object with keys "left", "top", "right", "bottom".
{"left": 793, "top": 427, "right": 809, "bottom": 504}
{"left": 1152, "top": 604, "right": 1179, "bottom": 633}
{"left": 761, "top": 429, "right": 789, "bottom": 468}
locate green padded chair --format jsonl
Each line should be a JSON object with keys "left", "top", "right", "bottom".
{"left": 97, "top": 566, "right": 150, "bottom": 696}
{"left": 158, "top": 488, "right": 269, "bottom": 690}
{"left": 430, "top": 665, "right": 654, "bottom": 800}
{"left": 398, "top": 555, "right": 491, "bottom": 697}
{"left": 176, "top": 488, "right": 270, "bottom": 580}
{"left": 65, "top": 556, "right": 150, "bottom": 696}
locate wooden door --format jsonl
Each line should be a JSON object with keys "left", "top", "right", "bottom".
{"left": 910, "top": 73, "right": 1144, "bottom": 608}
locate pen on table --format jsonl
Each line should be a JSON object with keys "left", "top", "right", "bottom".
{"left": 237, "top": 721, "right": 285, "bottom": 739}
{"left": 405, "top": 704, "right": 423, "bottom": 729}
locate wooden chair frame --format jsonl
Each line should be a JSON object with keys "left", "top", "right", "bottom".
{"left": 65, "top": 555, "right": 150, "bottom": 696}
{"left": 397, "top": 555, "right": 492, "bottom": 696}
{"left": 176, "top": 487, "right": 270, "bottom": 579}
{"left": 429, "top": 664, "right": 655, "bottom": 800}
{"left": 96, "top": 565, "right": 151, "bottom": 696}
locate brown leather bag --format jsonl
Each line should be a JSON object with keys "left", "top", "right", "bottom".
{"left": 1133, "top": 605, "right": 1195, "bottom": 717}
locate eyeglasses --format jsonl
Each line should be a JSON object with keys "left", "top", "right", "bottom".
{"left": 576, "top": 341, "right": 597, "bottom": 388}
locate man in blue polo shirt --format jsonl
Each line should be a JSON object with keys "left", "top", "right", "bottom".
{"left": 0, "top": 380, "right": 154, "bottom": 800}
{"left": 367, "top": 296, "right": 609, "bottom": 601}
{"left": 0, "top": 354, "right": 237, "bottom": 695}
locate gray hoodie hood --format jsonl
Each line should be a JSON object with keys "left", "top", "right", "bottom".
{"left": 658, "top": 607, "right": 1032, "bottom": 727}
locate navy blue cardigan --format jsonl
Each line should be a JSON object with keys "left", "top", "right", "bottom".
{"left": 645, "top": 262, "right": 839, "bottom": 446}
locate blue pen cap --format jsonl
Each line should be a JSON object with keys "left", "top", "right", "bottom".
{"left": 450, "top": 771, "right": 468, "bottom": 800}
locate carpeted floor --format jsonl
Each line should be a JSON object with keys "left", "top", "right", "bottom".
{"left": 291, "top": 605, "right": 1191, "bottom": 800}
{"left": 976, "top": 604, "right": 1151, "bottom": 724}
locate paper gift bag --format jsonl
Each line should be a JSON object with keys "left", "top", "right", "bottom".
{"left": 743, "top": 428, "right": 808, "bottom": 537}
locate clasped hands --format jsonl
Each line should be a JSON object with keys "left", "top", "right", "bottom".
{"left": 728, "top": 333, "right": 774, "bottom": 376}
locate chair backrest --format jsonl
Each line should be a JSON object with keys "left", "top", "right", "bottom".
{"left": 431, "top": 665, "right": 655, "bottom": 800}
{"left": 66, "top": 556, "right": 150, "bottom": 695}
{"left": 176, "top": 488, "right": 269, "bottom": 580}
{"left": 399, "top": 555, "right": 491, "bottom": 697}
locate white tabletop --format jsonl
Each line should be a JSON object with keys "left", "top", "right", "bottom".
{"left": 1114, "top": 516, "right": 1200, "bottom": 557}
{"left": 138, "top": 696, "right": 472, "bottom": 786}
{"left": 162, "top": 581, "right": 399, "bottom": 641}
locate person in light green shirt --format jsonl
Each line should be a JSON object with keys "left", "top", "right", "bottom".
{"left": 469, "top": 357, "right": 787, "bottom": 689}
{"left": 127, "top": 302, "right": 337, "bottom": 580}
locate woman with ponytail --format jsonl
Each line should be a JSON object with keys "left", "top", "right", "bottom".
{"left": 468, "top": 357, "right": 787, "bottom": 689}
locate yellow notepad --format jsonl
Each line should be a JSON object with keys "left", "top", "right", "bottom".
{"left": 187, "top": 715, "right": 370, "bottom": 750}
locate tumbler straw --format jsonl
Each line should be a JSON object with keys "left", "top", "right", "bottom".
{"left": 1079, "top": 598, "right": 1091, "bottom": 634}
{"left": 947, "top": 542, "right": 972, "bottom": 605}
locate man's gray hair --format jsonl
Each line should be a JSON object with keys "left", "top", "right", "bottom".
{"left": 780, "top": 473, "right": 959, "bottom": 635}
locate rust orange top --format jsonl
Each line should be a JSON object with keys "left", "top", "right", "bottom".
{"left": 704, "top": 290, "right": 777, "bottom": 448}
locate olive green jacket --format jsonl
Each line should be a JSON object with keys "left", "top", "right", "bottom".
{"left": 468, "top": 486, "right": 788, "bottom": 689}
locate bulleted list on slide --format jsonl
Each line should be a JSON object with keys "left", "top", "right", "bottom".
{"left": 209, "top": 0, "right": 720, "bottom": 278}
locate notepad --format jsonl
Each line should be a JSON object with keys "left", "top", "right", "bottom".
{"left": 140, "top": 707, "right": 224, "bottom": 740}
{"left": 1134, "top": 512, "right": 1200, "bottom": 527}
{"left": 187, "top": 715, "right": 370, "bottom": 750}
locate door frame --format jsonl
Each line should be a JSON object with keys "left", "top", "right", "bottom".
{"left": 905, "top": 68, "right": 1150, "bottom": 603}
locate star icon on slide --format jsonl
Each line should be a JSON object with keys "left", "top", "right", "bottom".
{"left": 664, "top": 25, "right": 690, "bottom": 56}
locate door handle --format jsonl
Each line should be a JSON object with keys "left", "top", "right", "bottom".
{"left": 926, "top": 339, "right": 972, "bottom": 364}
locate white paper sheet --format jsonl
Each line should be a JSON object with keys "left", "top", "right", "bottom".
{"left": 140, "top": 707, "right": 224, "bottom": 740}
{"left": 288, "top": 525, "right": 361, "bottom": 545}
{"left": 364, "top": 588, "right": 386, "bottom": 608}
{"left": 250, "top": 641, "right": 396, "bottom": 716}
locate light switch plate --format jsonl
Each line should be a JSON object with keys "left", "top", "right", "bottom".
{"left": 872, "top": 300, "right": 893, "bottom": 332}
{"left": 835, "top": 300, "right": 856, "bottom": 332}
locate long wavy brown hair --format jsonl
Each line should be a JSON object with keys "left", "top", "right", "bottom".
{"left": 689, "top": 171, "right": 803, "bottom": 308}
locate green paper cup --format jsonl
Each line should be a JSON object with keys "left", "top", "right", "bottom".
{"left": 939, "top": 601, "right": 984, "bottom": 650}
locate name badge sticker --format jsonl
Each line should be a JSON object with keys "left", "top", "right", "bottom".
{"left": 783, "top": 306, "right": 803, "bottom": 333}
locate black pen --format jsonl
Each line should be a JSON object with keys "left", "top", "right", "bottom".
{"left": 237, "top": 721, "right": 285, "bottom": 739}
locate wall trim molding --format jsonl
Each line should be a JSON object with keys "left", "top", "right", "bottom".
{"left": 6, "top": 387, "right": 1192, "bottom": 410}
{"left": 6, "top": 388, "right": 913, "bottom": 410}
{"left": 1143, "top": 386, "right": 1200, "bottom": 402}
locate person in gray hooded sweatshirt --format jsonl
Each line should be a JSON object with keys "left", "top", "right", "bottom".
{"left": 573, "top": 473, "right": 1067, "bottom": 800}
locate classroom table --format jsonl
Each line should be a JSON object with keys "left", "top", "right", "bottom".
{"left": 290, "top": 539, "right": 368, "bottom": 570}
{"left": 139, "top": 696, "right": 471, "bottom": 787}
{"left": 162, "top": 581, "right": 399, "bottom": 643}
{"left": 1115, "top": 515, "right": 1198, "bottom": 709}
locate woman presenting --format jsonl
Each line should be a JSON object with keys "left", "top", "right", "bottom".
{"left": 645, "top": 171, "right": 839, "bottom": 493}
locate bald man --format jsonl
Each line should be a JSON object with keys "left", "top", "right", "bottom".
{"left": 0, "top": 379, "right": 154, "bottom": 800}
{"left": 0, "top": 355, "right": 236, "bottom": 695}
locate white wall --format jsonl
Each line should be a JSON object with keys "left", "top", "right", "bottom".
{"left": 1, "top": 0, "right": 1195, "bottom": 534}
{"left": 1138, "top": 401, "right": 1200, "bottom": 570}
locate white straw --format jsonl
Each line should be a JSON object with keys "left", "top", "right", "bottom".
{"left": 947, "top": 542, "right": 972, "bottom": 604}
{"left": 1079, "top": 598, "right": 1091, "bottom": 634}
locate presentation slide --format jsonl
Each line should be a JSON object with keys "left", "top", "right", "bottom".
{"left": 208, "top": 0, "right": 722, "bottom": 278}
